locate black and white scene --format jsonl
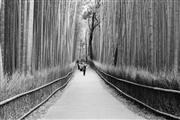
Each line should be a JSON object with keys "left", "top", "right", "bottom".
{"left": 0, "top": 0, "right": 180, "bottom": 119}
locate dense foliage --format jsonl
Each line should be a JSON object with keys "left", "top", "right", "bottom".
{"left": 93, "top": 0, "right": 180, "bottom": 74}
{"left": 0, "top": 0, "right": 79, "bottom": 76}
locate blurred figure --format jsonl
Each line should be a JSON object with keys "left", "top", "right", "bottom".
{"left": 79, "top": 62, "right": 83, "bottom": 71}
{"left": 77, "top": 59, "right": 87, "bottom": 76}
{"left": 76, "top": 60, "right": 80, "bottom": 70}
{"left": 82, "top": 64, "right": 87, "bottom": 76}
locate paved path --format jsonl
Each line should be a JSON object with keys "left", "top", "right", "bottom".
{"left": 42, "top": 68, "right": 146, "bottom": 119}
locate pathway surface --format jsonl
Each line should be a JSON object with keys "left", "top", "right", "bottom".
{"left": 42, "top": 68, "right": 146, "bottom": 119}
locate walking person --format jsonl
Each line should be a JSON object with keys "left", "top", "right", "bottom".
{"left": 83, "top": 64, "right": 87, "bottom": 76}
{"left": 76, "top": 60, "right": 80, "bottom": 70}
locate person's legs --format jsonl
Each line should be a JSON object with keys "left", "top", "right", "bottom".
{"left": 83, "top": 70, "right": 85, "bottom": 76}
{"left": 83, "top": 66, "right": 86, "bottom": 76}
{"left": 83, "top": 68, "right": 85, "bottom": 76}
{"left": 77, "top": 64, "right": 80, "bottom": 70}
{"left": 76, "top": 60, "right": 79, "bottom": 70}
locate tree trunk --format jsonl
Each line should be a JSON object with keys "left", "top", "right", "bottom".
{"left": 113, "top": 45, "right": 118, "bottom": 66}
{"left": 174, "top": 1, "right": 180, "bottom": 75}
{"left": 88, "top": 30, "right": 93, "bottom": 60}
{"left": 0, "top": 45, "right": 4, "bottom": 81}
{"left": 27, "top": 0, "right": 34, "bottom": 73}
{"left": 88, "top": 13, "right": 96, "bottom": 60}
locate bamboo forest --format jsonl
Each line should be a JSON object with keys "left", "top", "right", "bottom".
{"left": 0, "top": 0, "right": 180, "bottom": 119}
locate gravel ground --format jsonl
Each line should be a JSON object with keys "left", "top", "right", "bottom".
{"left": 100, "top": 77, "right": 167, "bottom": 120}
{"left": 24, "top": 79, "right": 72, "bottom": 120}
{"left": 24, "top": 69, "right": 167, "bottom": 120}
